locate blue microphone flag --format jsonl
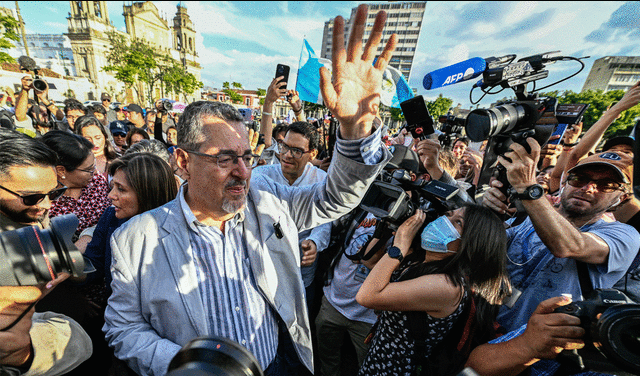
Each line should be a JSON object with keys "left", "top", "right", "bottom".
{"left": 423, "top": 57, "right": 487, "bottom": 90}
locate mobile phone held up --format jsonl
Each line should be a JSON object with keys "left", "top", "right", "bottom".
{"left": 547, "top": 123, "right": 569, "bottom": 145}
{"left": 275, "top": 64, "right": 290, "bottom": 90}
{"left": 400, "top": 95, "right": 435, "bottom": 140}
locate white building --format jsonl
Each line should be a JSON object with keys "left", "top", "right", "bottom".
{"left": 581, "top": 56, "right": 640, "bottom": 93}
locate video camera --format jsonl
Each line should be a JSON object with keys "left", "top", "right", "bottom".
{"left": 159, "top": 99, "right": 173, "bottom": 113}
{"left": 0, "top": 214, "right": 85, "bottom": 286}
{"left": 554, "top": 289, "right": 640, "bottom": 374}
{"left": 437, "top": 110, "right": 468, "bottom": 149}
{"left": 18, "top": 55, "right": 48, "bottom": 93}
{"left": 446, "top": 51, "right": 588, "bottom": 198}
{"left": 359, "top": 169, "right": 460, "bottom": 230}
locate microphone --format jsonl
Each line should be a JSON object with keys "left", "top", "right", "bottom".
{"left": 423, "top": 57, "right": 487, "bottom": 90}
{"left": 17, "top": 55, "right": 38, "bottom": 71}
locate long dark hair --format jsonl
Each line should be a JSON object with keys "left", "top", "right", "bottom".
{"left": 401, "top": 204, "right": 510, "bottom": 338}
{"left": 41, "top": 130, "right": 93, "bottom": 172}
{"left": 75, "top": 115, "right": 119, "bottom": 161}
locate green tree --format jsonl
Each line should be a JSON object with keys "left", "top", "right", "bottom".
{"left": 103, "top": 31, "right": 203, "bottom": 105}
{"left": 256, "top": 88, "right": 266, "bottom": 105}
{"left": 223, "top": 88, "right": 243, "bottom": 104}
{"left": 232, "top": 82, "right": 243, "bottom": 90}
{"left": 426, "top": 94, "right": 453, "bottom": 120}
{"left": 0, "top": 14, "right": 20, "bottom": 64}
{"left": 541, "top": 89, "right": 640, "bottom": 138}
{"left": 222, "top": 81, "right": 230, "bottom": 89}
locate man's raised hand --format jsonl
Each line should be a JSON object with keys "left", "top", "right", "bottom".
{"left": 319, "top": 4, "right": 397, "bottom": 140}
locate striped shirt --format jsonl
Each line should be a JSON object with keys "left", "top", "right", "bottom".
{"left": 178, "top": 190, "right": 279, "bottom": 370}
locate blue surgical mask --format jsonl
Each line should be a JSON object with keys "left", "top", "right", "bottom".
{"left": 420, "top": 215, "right": 461, "bottom": 253}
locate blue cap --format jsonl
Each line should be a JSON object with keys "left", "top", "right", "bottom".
{"left": 109, "top": 120, "right": 129, "bottom": 136}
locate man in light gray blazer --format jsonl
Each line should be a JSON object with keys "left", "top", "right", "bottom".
{"left": 103, "top": 4, "right": 399, "bottom": 376}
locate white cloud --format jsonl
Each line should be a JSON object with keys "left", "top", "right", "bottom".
{"left": 446, "top": 44, "right": 470, "bottom": 66}
{"left": 503, "top": 2, "right": 538, "bottom": 25}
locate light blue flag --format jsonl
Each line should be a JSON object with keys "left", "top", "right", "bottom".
{"left": 295, "top": 39, "right": 414, "bottom": 108}
{"left": 296, "top": 39, "right": 331, "bottom": 105}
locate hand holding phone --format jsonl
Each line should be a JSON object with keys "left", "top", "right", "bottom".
{"left": 400, "top": 96, "right": 435, "bottom": 140}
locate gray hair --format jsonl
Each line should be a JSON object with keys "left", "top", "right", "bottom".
{"left": 124, "top": 139, "right": 171, "bottom": 164}
{"left": 177, "top": 101, "right": 244, "bottom": 151}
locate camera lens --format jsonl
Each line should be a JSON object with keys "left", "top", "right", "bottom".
{"left": 465, "top": 103, "right": 527, "bottom": 142}
{"left": 167, "top": 336, "right": 263, "bottom": 376}
{"left": 595, "top": 304, "right": 640, "bottom": 374}
{"left": 0, "top": 214, "right": 85, "bottom": 286}
{"left": 33, "top": 79, "right": 47, "bottom": 93}
{"left": 163, "top": 100, "right": 173, "bottom": 112}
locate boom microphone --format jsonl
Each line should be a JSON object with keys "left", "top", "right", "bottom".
{"left": 17, "top": 55, "right": 38, "bottom": 71}
{"left": 423, "top": 57, "right": 486, "bottom": 90}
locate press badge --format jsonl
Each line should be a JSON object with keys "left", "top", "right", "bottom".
{"left": 354, "top": 264, "right": 370, "bottom": 283}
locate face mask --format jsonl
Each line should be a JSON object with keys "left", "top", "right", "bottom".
{"left": 421, "top": 215, "right": 461, "bottom": 253}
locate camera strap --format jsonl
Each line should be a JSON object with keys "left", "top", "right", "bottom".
{"left": 576, "top": 260, "right": 594, "bottom": 298}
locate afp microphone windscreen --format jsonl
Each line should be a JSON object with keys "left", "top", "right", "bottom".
{"left": 423, "top": 57, "right": 487, "bottom": 90}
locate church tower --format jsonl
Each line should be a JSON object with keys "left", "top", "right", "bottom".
{"left": 172, "top": 3, "right": 197, "bottom": 66}
{"left": 66, "top": 1, "right": 118, "bottom": 97}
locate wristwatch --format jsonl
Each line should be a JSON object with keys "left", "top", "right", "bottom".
{"left": 515, "top": 184, "right": 545, "bottom": 200}
{"left": 387, "top": 246, "right": 404, "bottom": 262}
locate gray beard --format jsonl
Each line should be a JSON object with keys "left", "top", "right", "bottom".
{"left": 222, "top": 195, "right": 247, "bottom": 215}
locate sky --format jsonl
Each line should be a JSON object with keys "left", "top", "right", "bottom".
{"left": 3, "top": 1, "right": 640, "bottom": 108}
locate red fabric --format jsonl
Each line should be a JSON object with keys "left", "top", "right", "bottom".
{"left": 50, "top": 173, "right": 111, "bottom": 235}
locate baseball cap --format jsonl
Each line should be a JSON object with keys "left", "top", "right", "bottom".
{"left": 385, "top": 145, "right": 420, "bottom": 173}
{"left": 125, "top": 103, "right": 143, "bottom": 114}
{"left": 101, "top": 92, "right": 111, "bottom": 101}
{"left": 602, "top": 136, "right": 634, "bottom": 153}
{"left": 567, "top": 151, "right": 633, "bottom": 184}
{"left": 109, "top": 120, "right": 129, "bottom": 136}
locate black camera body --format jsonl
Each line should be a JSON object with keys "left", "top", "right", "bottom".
{"left": 554, "top": 289, "right": 640, "bottom": 374}
{"left": 0, "top": 214, "right": 85, "bottom": 286}
{"left": 18, "top": 55, "right": 47, "bottom": 93}
{"left": 160, "top": 99, "right": 173, "bottom": 113}
{"left": 438, "top": 114, "right": 466, "bottom": 149}
{"left": 359, "top": 169, "right": 459, "bottom": 229}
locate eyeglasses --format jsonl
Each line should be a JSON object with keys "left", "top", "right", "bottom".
{"left": 103, "top": 99, "right": 111, "bottom": 102}
{"left": 76, "top": 164, "right": 96, "bottom": 174}
{"left": 277, "top": 141, "right": 313, "bottom": 159}
{"left": 184, "top": 150, "right": 260, "bottom": 169}
{"left": 0, "top": 184, "right": 67, "bottom": 206}
{"left": 566, "top": 173, "right": 624, "bottom": 193}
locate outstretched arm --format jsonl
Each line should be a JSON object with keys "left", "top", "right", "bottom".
{"left": 260, "top": 77, "right": 287, "bottom": 148}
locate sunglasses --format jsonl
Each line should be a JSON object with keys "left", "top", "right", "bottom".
{"left": 0, "top": 184, "right": 67, "bottom": 206}
{"left": 566, "top": 174, "right": 624, "bottom": 193}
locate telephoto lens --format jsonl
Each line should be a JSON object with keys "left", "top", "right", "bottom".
{"left": 162, "top": 100, "right": 174, "bottom": 112}
{"left": 167, "top": 337, "right": 264, "bottom": 376}
{"left": 0, "top": 214, "right": 85, "bottom": 286}
{"left": 32, "top": 78, "right": 48, "bottom": 93}
{"left": 465, "top": 103, "right": 527, "bottom": 142}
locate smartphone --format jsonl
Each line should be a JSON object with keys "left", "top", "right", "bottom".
{"left": 400, "top": 95, "right": 434, "bottom": 140}
{"left": 275, "top": 64, "right": 290, "bottom": 90}
{"left": 547, "top": 123, "right": 569, "bottom": 145}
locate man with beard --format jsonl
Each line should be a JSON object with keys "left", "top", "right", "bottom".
{"left": 482, "top": 140, "right": 640, "bottom": 333}
{"left": 103, "top": 5, "right": 396, "bottom": 376}
{"left": 0, "top": 128, "right": 92, "bottom": 375}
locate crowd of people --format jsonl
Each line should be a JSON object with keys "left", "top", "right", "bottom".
{"left": 1, "top": 4, "right": 640, "bottom": 376}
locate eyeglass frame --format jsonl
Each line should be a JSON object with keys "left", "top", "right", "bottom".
{"left": 277, "top": 141, "right": 313, "bottom": 159}
{"left": 565, "top": 173, "right": 626, "bottom": 193}
{"left": 184, "top": 149, "right": 260, "bottom": 169}
{"left": 76, "top": 164, "right": 96, "bottom": 174}
{"left": 0, "top": 184, "right": 67, "bottom": 206}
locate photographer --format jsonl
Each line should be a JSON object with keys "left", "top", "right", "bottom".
{"left": 481, "top": 139, "right": 640, "bottom": 332}
{"left": 315, "top": 145, "right": 419, "bottom": 376}
{"left": 0, "top": 128, "right": 92, "bottom": 375}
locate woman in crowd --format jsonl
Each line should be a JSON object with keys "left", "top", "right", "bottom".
{"left": 41, "top": 130, "right": 111, "bottom": 240}
{"left": 125, "top": 127, "right": 150, "bottom": 147}
{"left": 356, "top": 204, "right": 510, "bottom": 376}
{"left": 75, "top": 115, "right": 119, "bottom": 179}
{"left": 83, "top": 152, "right": 178, "bottom": 298}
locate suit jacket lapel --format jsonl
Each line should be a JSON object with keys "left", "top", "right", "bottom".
{"left": 160, "top": 200, "right": 207, "bottom": 336}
